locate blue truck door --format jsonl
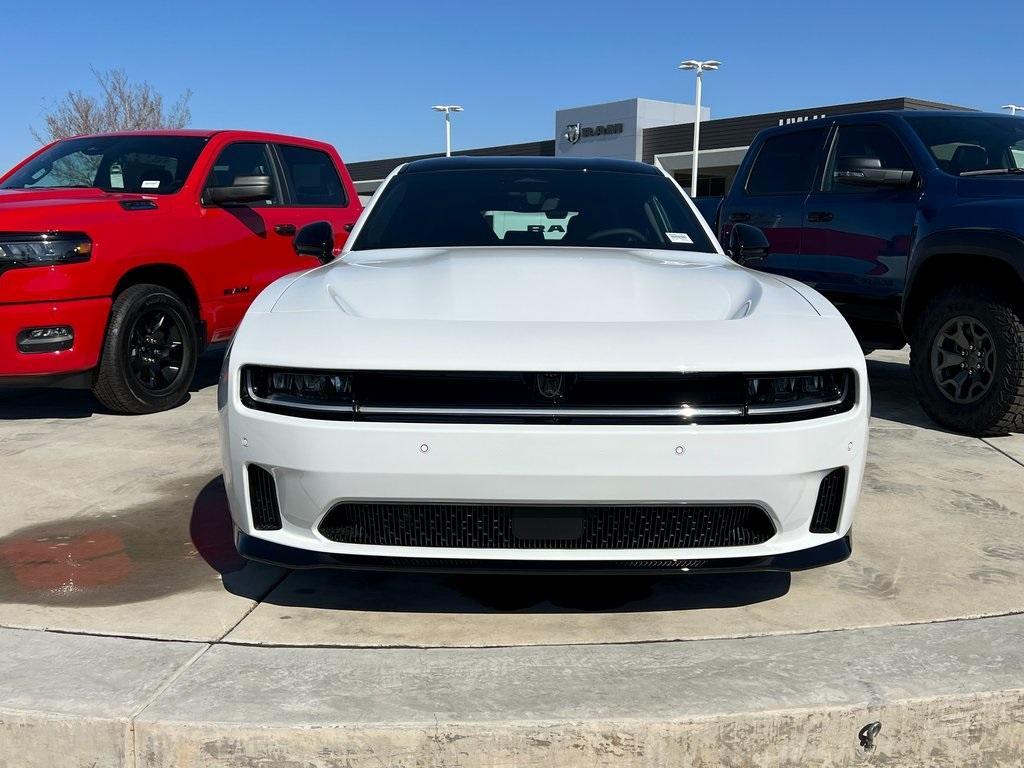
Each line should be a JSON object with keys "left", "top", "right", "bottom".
{"left": 801, "top": 123, "right": 919, "bottom": 331}
{"left": 719, "top": 125, "right": 829, "bottom": 280}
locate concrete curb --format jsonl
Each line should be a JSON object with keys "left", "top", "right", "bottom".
{"left": 3, "top": 614, "right": 1024, "bottom": 766}
{"left": 135, "top": 693, "right": 1024, "bottom": 767}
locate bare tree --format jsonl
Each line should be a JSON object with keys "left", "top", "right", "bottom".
{"left": 32, "top": 67, "right": 192, "bottom": 144}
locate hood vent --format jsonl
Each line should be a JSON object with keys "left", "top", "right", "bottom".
{"left": 119, "top": 199, "right": 158, "bottom": 211}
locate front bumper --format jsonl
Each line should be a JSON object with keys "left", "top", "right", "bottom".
{"left": 0, "top": 296, "right": 110, "bottom": 378}
{"left": 222, "top": 396, "right": 869, "bottom": 567}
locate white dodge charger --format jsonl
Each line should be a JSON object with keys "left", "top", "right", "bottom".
{"left": 219, "top": 157, "right": 868, "bottom": 574}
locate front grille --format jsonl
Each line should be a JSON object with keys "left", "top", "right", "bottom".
{"left": 318, "top": 503, "right": 775, "bottom": 549}
{"left": 241, "top": 366, "right": 857, "bottom": 425}
{"left": 247, "top": 465, "right": 282, "bottom": 530}
{"left": 810, "top": 468, "right": 846, "bottom": 533}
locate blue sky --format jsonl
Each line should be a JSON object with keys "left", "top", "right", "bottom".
{"left": 1, "top": 0, "right": 1016, "bottom": 172}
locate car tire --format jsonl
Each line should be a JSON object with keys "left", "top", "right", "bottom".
{"left": 92, "top": 284, "right": 198, "bottom": 414}
{"left": 909, "top": 283, "right": 1024, "bottom": 436}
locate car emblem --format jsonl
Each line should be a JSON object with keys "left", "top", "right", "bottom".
{"left": 564, "top": 123, "right": 581, "bottom": 145}
{"left": 535, "top": 373, "right": 569, "bottom": 401}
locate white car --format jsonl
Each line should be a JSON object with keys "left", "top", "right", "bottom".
{"left": 219, "top": 157, "right": 868, "bottom": 574}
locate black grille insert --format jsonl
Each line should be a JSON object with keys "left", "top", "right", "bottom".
{"left": 810, "top": 468, "right": 846, "bottom": 534}
{"left": 319, "top": 503, "right": 776, "bottom": 549}
{"left": 241, "top": 366, "right": 857, "bottom": 425}
{"left": 248, "top": 465, "right": 282, "bottom": 531}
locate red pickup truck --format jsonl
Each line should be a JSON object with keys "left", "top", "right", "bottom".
{"left": 0, "top": 130, "right": 362, "bottom": 412}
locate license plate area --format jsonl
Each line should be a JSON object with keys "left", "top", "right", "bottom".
{"left": 510, "top": 511, "right": 585, "bottom": 542}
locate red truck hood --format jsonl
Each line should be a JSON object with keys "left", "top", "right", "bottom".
{"left": 0, "top": 188, "right": 157, "bottom": 228}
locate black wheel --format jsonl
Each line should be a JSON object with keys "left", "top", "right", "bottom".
{"left": 92, "top": 284, "right": 197, "bottom": 414}
{"left": 909, "top": 284, "right": 1024, "bottom": 435}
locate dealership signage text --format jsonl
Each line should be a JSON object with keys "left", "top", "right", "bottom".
{"left": 565, "top": 122, "right": 625, "bottom": 144}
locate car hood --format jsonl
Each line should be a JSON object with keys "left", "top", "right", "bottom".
{"left": 0, "top": 187, "right": 158, "bottom": 224}
{"left": 268, "top": 246, "right": 819, "bottom": 323}
{"left": 238, "top": 247, "right": 860, "bottom": 373}
{"left": 956, "top": 176, "right": 1024, "bottom": 199}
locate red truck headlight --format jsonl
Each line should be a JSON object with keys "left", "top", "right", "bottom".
{"left": 0, "top": 232, "right": 92, "bottom": 267}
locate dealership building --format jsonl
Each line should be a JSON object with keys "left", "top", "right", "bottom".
{"left": 347, "top": 96, "right": 965, "bottom": 197}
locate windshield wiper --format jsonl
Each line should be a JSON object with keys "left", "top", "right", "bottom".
{"left": 959, "top": 168, "right": 1024, "bottom": 177}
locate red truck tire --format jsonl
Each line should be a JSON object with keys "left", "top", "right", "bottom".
{"left": 92, "top": 284, "right": 198, "bottom": 414}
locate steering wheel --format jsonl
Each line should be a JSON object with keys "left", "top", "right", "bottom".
{"left": 585, "top": 228, "right": 646, "bottom": 244}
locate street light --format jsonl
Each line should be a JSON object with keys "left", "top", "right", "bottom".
{"left": 1002, "top": 104, "right": 1023, "bottom": 116}
{"left": 678, "top": 59, "right": 720, "bottom": 197}
{"left": 432, "top": 105, "right": 464, "bottom": 157}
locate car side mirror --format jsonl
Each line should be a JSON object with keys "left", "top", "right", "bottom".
{"left": 206, "top": 175, "right": 274, "bottom": 205}
{"left": 834, "top": 156, "right": 915, "bottom": 187}
{"left": 728, "top": 223, "right": 770, "bottom": 265}
{"left": 293, "top": 221, "right": 335, "bottom": 264}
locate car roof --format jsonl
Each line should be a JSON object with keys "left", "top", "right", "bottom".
{"left": 60, "top": 129, "right": 334, "bottom": 146}
{"left": 68, "top": 129, "right": 221, "bottom": 138}
{"left": 757, "top": 109, "right": 1004, "bottom": 139}
{"left": 400, "top": 156, "right": 662, "bottom": 175}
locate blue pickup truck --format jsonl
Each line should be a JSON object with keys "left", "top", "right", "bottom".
{"left": 703, "top": 110, "right": 1024, "bottom": 436}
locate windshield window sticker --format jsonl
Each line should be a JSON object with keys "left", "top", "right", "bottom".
{"left": 141, "top": 179, "right": 161, "bottom": 189}
{"left": 109, "top": 162, "right": 124, "bottom": 189}
{"left": 666, "top": 232, "right": 693, "bottom": 244}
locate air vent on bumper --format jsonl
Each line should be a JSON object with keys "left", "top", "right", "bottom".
{"left": 247, "top": 465, "right": 282, "bottom": 530}
{"left": 810, "top": 468, "right": 846, "bottom": 533}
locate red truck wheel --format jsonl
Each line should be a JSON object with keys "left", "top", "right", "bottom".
{"left": 92, "top": 284, "right": 198, "bottom": 414}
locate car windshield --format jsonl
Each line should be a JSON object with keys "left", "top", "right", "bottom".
{"left": 904, "top": 115, "right": 1024, "bottom": 175}
{"left": 352, "top": 167, "right": 716, "bottom": 253}
{"left": 0, "top": 135, "right": 208, "bottom": 194}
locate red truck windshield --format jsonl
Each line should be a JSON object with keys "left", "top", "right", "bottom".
{"left": 1, "top": 135, "right": 208, "bottom": 195}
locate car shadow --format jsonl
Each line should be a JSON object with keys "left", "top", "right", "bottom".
{"left": 0, "top": 348, "right": 224, "bottom": 421}
{"left": 0, "top": 473, "right": 283, "bottom": 608}
{"left": 255, "top": 567, "right": 792, "bottom": 615}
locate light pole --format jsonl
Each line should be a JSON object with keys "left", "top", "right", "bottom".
{"left": 432, "top": 105, "right": 464, "bottom": 157}
{"left": 678, "top": 59, "right": 720, "bottom": 197}
{"left": 1002, "top": 104, "right": 1023, "bottom": 116}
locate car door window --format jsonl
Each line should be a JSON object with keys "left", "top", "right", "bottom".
{"left": 203, "top": 142, "right": 279, "bottom": 205}
{"left": 276, "top": 144, "right": 346, "bottom": 206}
{"left": 745, "top": 127, "right": 828, "bottom": 196}
{"left": 825, "top": 125, "right": 915, "bottom": 193}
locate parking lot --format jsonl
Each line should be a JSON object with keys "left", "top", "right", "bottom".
{"left": 1, "top": 348, "right": 1023, "bottom": 765}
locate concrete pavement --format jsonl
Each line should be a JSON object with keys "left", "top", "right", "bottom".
{"left": 1, "top": 348, "right": 1023, "bottom": 765}
{"left": 3, "top": 615, "right": 1024, "bottom": 766}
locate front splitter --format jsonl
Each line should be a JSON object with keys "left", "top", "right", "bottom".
{"left": 235, "top": 530, "right": 852, "bottom": 575}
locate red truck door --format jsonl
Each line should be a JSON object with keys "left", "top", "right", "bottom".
{"left": 271, "top": 142, "right": 360, "bottom": 256}
{"left": 193, "top": 141, "right": 297, "bottom": 340}
{"left": 192, "top": 139, "right": 361, "bottom": 342}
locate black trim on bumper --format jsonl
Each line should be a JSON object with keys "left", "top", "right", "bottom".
{"left": 235, "top": 530, "right": 852, "bottom": 575}
{"left": 0, "top": 370, "right": 94, "bottom": 389}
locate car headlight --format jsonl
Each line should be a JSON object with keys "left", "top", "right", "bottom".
{"left": 0, "top": 233, "right": 92, "bottom": 267}
{"left": 242, "top": 366, "right": 354, "bottom": 416}
{"left": 746, "top": 370, "right": 854, "bottom": 415}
